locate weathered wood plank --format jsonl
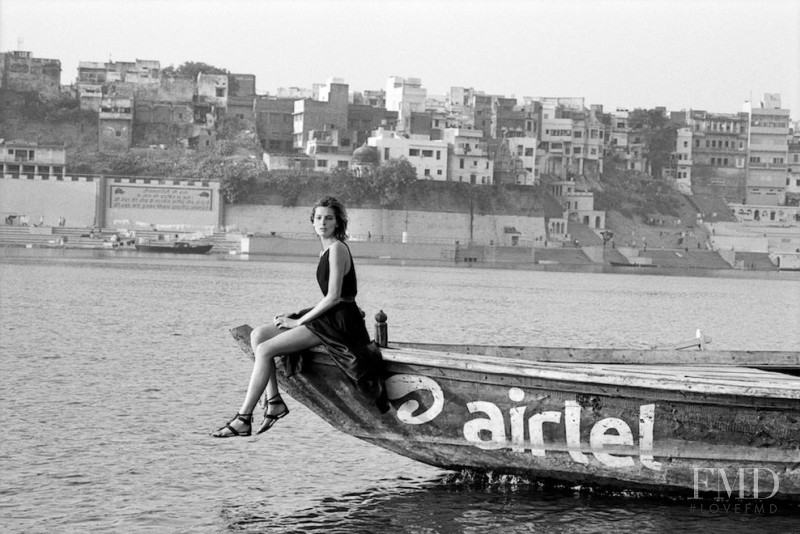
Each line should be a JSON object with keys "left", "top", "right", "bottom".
{"left": 391, "top": 341, "right": 800, "bottom": 369}
{"left": 382, "top": 346, "right": 800, "bottom": 399}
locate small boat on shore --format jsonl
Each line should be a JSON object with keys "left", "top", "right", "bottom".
{"left": 229, "top": 323, "right": 800, "bottom": 500}
{"left": 135, "top": 241, "right": 213, "bottom": 254}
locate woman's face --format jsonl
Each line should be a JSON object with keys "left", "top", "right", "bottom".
{"left": 313, "top": 207, "right": 337, "bottom": 239}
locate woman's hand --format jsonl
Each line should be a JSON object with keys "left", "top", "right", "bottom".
{"left": 273, "top": 314, "right": 300, "bottom": 329}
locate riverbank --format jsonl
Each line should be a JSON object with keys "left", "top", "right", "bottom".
{"left": 3, "top": 232, "right": 798, "bottom": 281}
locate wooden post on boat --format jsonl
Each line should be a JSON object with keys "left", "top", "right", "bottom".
{"left": 375, "top": 310, "right": 388, "bottom": 347}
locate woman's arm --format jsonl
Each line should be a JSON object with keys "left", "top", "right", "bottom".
{"left": 277, "top": 241, "right": 350, "bottom": 329}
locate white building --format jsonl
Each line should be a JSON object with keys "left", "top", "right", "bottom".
{"left": 744, "top": 95, "right": 790, "bottom": 206}
{"left": 504, "top": 137, "right": 538, "bottom": 185}
{"left": 385, "top": 76, "right": 426, "bottom": 122}
{"left": 441, "top": 128, "right": 494, "bottom": 184}
{"left": 368, "top": 128, "right": 447, "bottom": 180}
{"left": 305, "top": 128, "right": 351, "bottom": 172}
{"left": 664, "top": 127, "right": 693, "bottom": 193}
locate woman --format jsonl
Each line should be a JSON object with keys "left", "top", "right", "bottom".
{"left": 213, "top": 196, "right": 382, "bottom": 438}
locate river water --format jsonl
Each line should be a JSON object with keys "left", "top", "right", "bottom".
{"left": 1, "top": 248, "right": 799, "bottom": 533}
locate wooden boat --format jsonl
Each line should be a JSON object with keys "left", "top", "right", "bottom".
{"left": 135, "top": 241, "right": 213, "bottom": 254}
{"left": 609, "top": 260, "right": 657, "bottom": 268}
{"left": 230, "top": 323, "right": 800, "bottom": 500}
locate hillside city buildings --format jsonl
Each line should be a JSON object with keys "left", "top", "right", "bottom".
{"left": 1, "top": 49, "right": 799, "bottom": 229}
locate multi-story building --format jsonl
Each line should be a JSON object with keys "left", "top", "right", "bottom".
{"left": 351, "top": 89, "right": 386, "bottom": 108}
{"left": 76, "top": 58, "right": 160, "bottom": 110}
{"left": 132, "top": 77, "right": 195, "bottom": 147}
{"left": 293, "top": 79, "right": 349, "bottom": 150}
{"left": 744, "top": 95, "right": 790, "bottom": 206}
{"left": 226, "top": 73, "right": 256, "bottom": 123}
{"left": 608, "top": 108, "right": 646, "bottom": 172}
{"left": 441, "top": 128, "right": 494, "bottom": 184}
{"left": 549, "top": 180, "right": 605, "bottom": 229}
{"left": 569, "top": 108, "right": 605, "bottom": 177}
{"left": 663, "top": 127, "right": 693, "bottom": 193}
{"left": 539, "top": 101, "right": 573, "bottom": 178}
{"left": 196, "top": 73, "right": 228, "bottom": 109}
{"left": 98, "top": 94, "right": 133, "bottom": 153}
{"left": 0, "top": 140, "right": 65, "bottom": 178}
{"left": 255, "top": 96, "right": 296, "bottom": 153}
{"left": 788, "top": 141, "right": 800, "bottom": 195}
{"left": 687, "top": 110, "right": 748, "bottom": 170}
{"left": 491, "top": 97, "right": 525, "bottom": 139}
{"left": 347, "top": 104, "right": 395, "bottom": 147}
{"left": 502, "top": 137, "right": 538, "bottom": 184}
{"left": 0, "top": 50, "right": 61, "bottom": 99}
{"left": 385, "top": 76, "right": 425, "bottom": 124}
{"left": 305, "top": 128, "right": 352, "bottom": 172}
{"left": 368, "top": 128, "right": 447, "bottom": 180}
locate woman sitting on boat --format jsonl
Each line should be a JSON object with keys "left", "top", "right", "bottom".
{"left": 213, "top": 196, "right": 384, "bottom": 438}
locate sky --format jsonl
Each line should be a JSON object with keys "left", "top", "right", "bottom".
{"left": 1, "top": 0, "right": 798, "bottom": 119}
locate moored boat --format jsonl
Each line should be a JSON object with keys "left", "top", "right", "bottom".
{"left": 229, "top": 324, "right": 800, "bottom": 500}
{"left": 135, "top": 241, "right": 213, "bottom": 254}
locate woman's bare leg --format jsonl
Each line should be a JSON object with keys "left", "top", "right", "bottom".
{"left": 216, "top": 326, "right": 320, "bottom": 436}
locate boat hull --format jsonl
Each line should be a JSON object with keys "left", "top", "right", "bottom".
{"left": 135, "top": 243, "right": 212, "bottom": 254}
{"left": 231, "top": 326, "right": 800, "bottom": 499}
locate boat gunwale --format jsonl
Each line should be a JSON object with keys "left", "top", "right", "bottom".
{"left": 379, "top": 345, "right": 800, "bottom": 400}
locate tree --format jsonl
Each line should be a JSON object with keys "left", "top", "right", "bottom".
{"left": 629, "top": 108, "right": 677, "bottom": 179}
{"left": 162, "top": 61, "right": 239, "bottom": 94}
{"left": 370, "top": 158, "right": 417, "bottom": 207}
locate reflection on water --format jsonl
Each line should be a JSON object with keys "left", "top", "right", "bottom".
{"left": 225, "top": 473, "right": 800, "bottom": 534}
{"left": 1, "top": 249, "right": 799, "bottom": 533}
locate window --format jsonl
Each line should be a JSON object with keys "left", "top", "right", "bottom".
{"left": 774, "top": 158, "right": 784, "bottom": 164}
{"left": 436, "top": 151, "right": 441, "bottom": 160}
{"left": 683, "top": 141, "right": 688, "bottom": 148}
{"left": 573, "top": 131, "right": 582, "bottom": 138}
{"left": 409, "top": 148, "right": 420, "bottom": 156}
{"left": 573, "top": 147, "right": 582, "bottom": 155}
{"left": 316, "top": 160, "right": 328, "bottom": 168}
{"left": 384, "top": 148, "right": 390, "bottom": 160}
{"left": 216, "top": 88, "right": 225, "bottom": 97}
{"left": 525, "top": 148, "right": 533, "bottom": 156}
{"left": 460, "top": 158, "right": 464, "bottom": 169}
{"left": 337, "top": 161, "right": 348, "bottom": 168}
{"left": 422, "top": 150, "right": 433, "bottom": 157}
{"left": 424, "top": 169, "right": 430, "bottom": 176}
{"left": 750, "top": 157, "right": 760, "bottom": 163}
{"left": 437, "top": 169, "right": 442, "bottom": 175}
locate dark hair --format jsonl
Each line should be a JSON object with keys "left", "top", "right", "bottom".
{"left": 310, "top": 196, "right": 348, "bottom": 241}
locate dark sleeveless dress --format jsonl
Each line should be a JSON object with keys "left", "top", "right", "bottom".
{"left": 289, "top": 242, "right": 387, "bottom": 412}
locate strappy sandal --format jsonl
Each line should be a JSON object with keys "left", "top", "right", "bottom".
{"left": 257, "top": 394, "right": 290, "bottom": 434}
{"left": 211, "top": 412, "right": 253, "bottom": 438}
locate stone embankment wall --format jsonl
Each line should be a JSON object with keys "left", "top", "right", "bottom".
{"left": 225, "top": 205, "right": 548, "bottom": 246}
{"left": 0, "top": 175, "right": 98, "bottom": 227}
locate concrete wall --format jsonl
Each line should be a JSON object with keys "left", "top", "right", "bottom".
{"left": 0, "top": 175, "right": 98, "bottom": 227}
{"left": 0, "top": 175, "right": 222, "bottom": 231}
{"left": 105, "top": 178, "right": 222, "bottom": 230}
{"left": 224, "top": 204, "right": 547, "bottom": 246}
